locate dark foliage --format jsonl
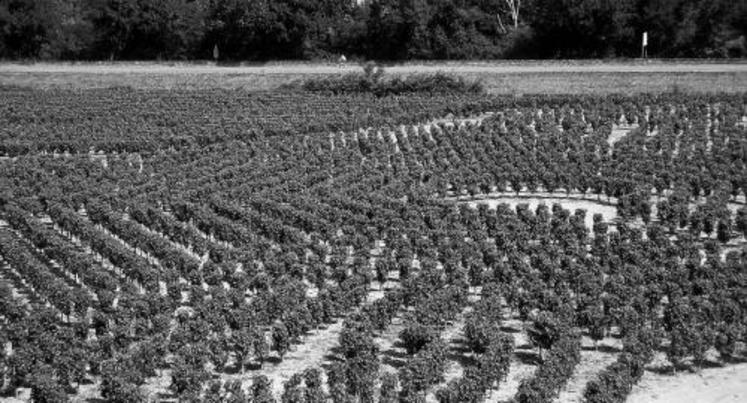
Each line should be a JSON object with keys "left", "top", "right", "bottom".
{"left": 289, "top": 65, "right": 484, "bottom": 96}
{"left": 1, "top": 0, "right": 745, "bottom": 60}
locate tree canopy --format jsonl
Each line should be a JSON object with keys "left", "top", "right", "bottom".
{"left": 0, "top": 0, "right": 744, "bottom": 60}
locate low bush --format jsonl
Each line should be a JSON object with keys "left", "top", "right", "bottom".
{"left": 399, "top": 339, "right": 449, "bottom": 399}
{"left": 583, "top": 328, "right": 658, "bottom": 403}
{"left": 286, "top": 64, "right": 484, "bottom": 96}
{"left": 514, "top": 334, "right": 581, "bottom": 403}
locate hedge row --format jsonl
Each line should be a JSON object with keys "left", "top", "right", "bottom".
{"left": 289, "top": 66, "right": 484, "bottom": 97}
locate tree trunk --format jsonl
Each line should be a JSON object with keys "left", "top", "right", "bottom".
{"left": 506, "top": 0, "right": 520, "bottom": 28}
{"left": 496, "top": 14, "right": 507, "bottom": 34}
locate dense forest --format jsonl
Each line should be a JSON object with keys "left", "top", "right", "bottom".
{"left": 0, "top": 0, "right": 746, "bottom": 61}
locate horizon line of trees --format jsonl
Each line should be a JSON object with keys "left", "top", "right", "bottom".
{"left": 0, "top": 0, "right": 746, "bottom": 61}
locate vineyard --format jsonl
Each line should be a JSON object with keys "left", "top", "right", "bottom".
{"left": 0, "top": 87, "right": 745, "bottom": 403}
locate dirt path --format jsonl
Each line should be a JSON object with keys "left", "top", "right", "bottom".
{"left": 228, "top": 319, "right": 346, "bottom": 397}
{"left": 161, "top": 209, "right": 239, "bottom": 251}
{"left": 425, "top": 307, "right": 472, "bottom": 403}
{"left": 554, "top": 336, "right": 622, "bottom": 403}
{"left": 377, "top": 312, "right": 409, "bottom": 376}
{"left": 49, "top": 219, "right": 147, "bottom": 293}
{"left": 225, "top": 289, "right": 387, "bottom": 398}
{"left": 0, "top": 256, "right": 32, "bottom": 306}
{"left": 484, "top": 316, "right": 537, "bottom": 403}
{"left": 0, "top": 220, "right": 33, "bottom": 306}
{"left": 130, "top": 289, "right": 387, "bottom": 401}
{"left": 0, "top": 223, "right": 99, "bottom": 301}
{"left": 124, "top": 213, "right": 205, "bottom": 262}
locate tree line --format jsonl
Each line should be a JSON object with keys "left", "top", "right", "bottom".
{"left": 0, "top": 0, "right": 745, "bottom": 61}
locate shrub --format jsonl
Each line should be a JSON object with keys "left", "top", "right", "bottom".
{"left": 251, "top": 375, "right": 276, "bottom": 403}
{"left": 476, "top": 333, "right": 513, "bottom": 388}
{"left": 379, "top": 372, "right": 399, "bottom": 403}
{"left": 100, "top": 358, "right": 145, "bottom": 403}
{"left": 272, "top": 322, "right": 291, "bottom": 359}
{"left": 436, "top": 374, "right": 484, "bottom": 403}
{"left": 584, "top": 360, "right": 635, "bottom": 403}
{"left": 303, "top": 368, "right": 325, "bottom": 403}
{"left": 400, "top": 322, "right": 438, "bottom": 355}
{"left": 170, "top": 345, "right": 211, "bottom": 398}
{"left": 583, "top": 328, "right": 657, "bottom": 403}
{"left": 29, "top": 368, "right": 69, "bottom": 403}
{"left": 514, "top": 335, "right": 581, "bottom": 403}
{"left": 463, "top": 317, "right": 498, "bottom": 354}
{"left": 527, "top": 311, "right": 569, "bottom": 356}
{"left": 399, "top": 339, "right": 448, "bottom": 396}
{"left": 281, "top": 373, "right": 305, "bottom": 403}
{"left": 285, "top": 65, "right": 484, "bottom": 96}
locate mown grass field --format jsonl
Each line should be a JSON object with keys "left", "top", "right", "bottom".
{"left": 1, "top": 60, "right": 746, "bottom": 93}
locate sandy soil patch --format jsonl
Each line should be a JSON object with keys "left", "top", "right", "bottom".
{"left": 459, "top": 196, "right": 618, "bottom": 229}
{"left": 608, "top": 124, "right": 640, "bottom": 147}
{"left": 628, "top": 363, "right": 747, "bottom": 403}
